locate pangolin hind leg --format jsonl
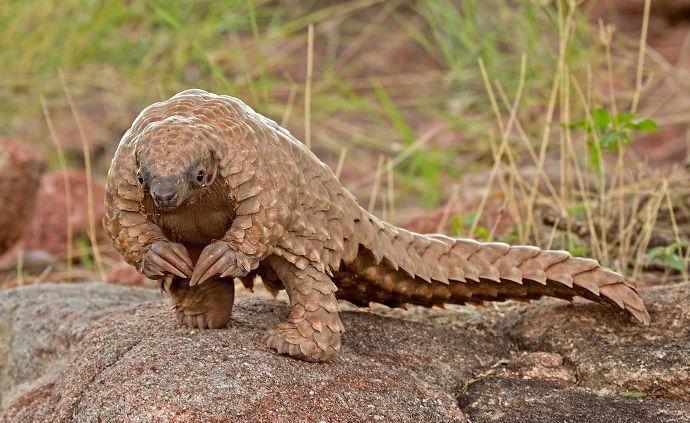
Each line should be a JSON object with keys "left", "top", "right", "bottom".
{"left": 263, "top": 256, "right": 344, "bottom": 362}
{"left": 168, "top": 276, "right": 235, "bottom": 329}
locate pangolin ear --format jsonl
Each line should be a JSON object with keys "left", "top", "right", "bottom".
{"left": 209, "top": 148, "right": 221, "bottom": 169}
{"left": 208, "top": 148, "right": 220, "bottom": 183}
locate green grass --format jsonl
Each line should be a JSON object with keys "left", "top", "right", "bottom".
{"left": 0, "top": 1, "right": 606, "bottom": 175}
{"left": 1, "top": 0, "right": 688, "bottom": 282}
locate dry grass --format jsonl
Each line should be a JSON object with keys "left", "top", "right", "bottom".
{"left": 1, "top": 0, "right": 689, "bottom": 286}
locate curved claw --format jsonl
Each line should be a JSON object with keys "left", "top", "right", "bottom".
{"left": 161, "top": 243, "right": 194, "bottom": 272}
{"left": 143, "top": 241, "right": 193, "bottom": 279}
{"left": 190, "top": 241, "right": 235, "bottom": 286}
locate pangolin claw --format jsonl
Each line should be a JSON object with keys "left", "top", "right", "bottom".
{"left": 142, "top": 241, "right": 193, "bottom": 279}
{"left": 190, "top": 241, "right": 237, "bottom": 285}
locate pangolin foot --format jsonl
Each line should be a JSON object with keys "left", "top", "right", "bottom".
{"left": 175, "top": 308, "right": 231, "bottom": 329}
{"left": 169, "top": 277, "right": 235, "bottom": 330}
{"left": 263, "top": 320, "right": 341, "bottom": 362}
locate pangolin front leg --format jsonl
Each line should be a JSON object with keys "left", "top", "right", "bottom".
{"left": 103, "top": 141, "right": 194, "bottom": 281}
{"left": 168, "top": 276, "right": 236, "bottom": 329}
{"left": 263, "top": 256, "right": 344, "bottom": 362}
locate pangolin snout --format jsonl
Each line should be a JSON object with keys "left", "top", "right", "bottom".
{"left": 153, "top": 187, "right": 179, "bottom": 209}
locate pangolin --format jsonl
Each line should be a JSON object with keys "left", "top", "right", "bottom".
{"left": 104, "top": 89, "right": 650, "bottom": 362}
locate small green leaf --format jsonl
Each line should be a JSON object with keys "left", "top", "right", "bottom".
{"left": 615, "top": 113, "right": 635, "bottom": 126}
{"left": 586, "top": 137, "right": 602, "bottom": 174}
{"left": 592, "top": 108, "right": 612, "bottom": 131}
{"left": 569, "top": 110, "right": 657, "bottom": 162}
{"left": 567, "top": 119, "right": 588, "bottom": 130}
{"left": 75, "top": 237, "right": 94, "bottom": 267}
{"left": 568, "top": 203, "right": 586, "bottom": 217}
{"left": 473, "top": 225, "right": 491, "bottom": 241}
{"left": 645, "top": 242, "right": 687, "bottom": 272}
{"left": 565, "top": 235, "right": 587, "bottom": 257}
{"left": 600, "top": 130, "right": 630, "bottom": 151}
{"left": 631, "top": 118, "right": 658, "bottom": 132}
{"left": 449, "top": 215, "right": 464, "bottom": 237}
{"left": 463, "top": 212, "right": 478, "bottom": 227}
{"left": 666, "top": 255, "right": 685, "bottom": 272}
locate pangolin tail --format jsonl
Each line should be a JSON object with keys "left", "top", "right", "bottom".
{"left": 335, "top": 236, "right": 650, "bottom": 325}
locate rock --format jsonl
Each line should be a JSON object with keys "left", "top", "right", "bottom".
{"left": 0, "top": 170, "right": 107, "bottom": 271}
{"left": 105, "top": 260, "right": 150, "bottom": 287}
{"left": 459, "top": 377, "right": 688, "bottom": 423}
{"left": 0, "top": 282, "right": 688, "bottom": 422}
{"left": 0, "top": 284, "right": 157, "bottom": 405}
{"left": 0, "top": 139, "right": 44, "bottom": 255}
{"left": 0, "top": 284, "right": 501, "bottom": 422}
{"left": 20, "top": 170, "right": 106, "bottom": 255}
{"left": 499, "top": 351, "right": 577, "bottom": 383}
{"left": 501, "top": 283, "right": 690, "bottom": 402}
{"left": 456, "top": 282, "right": 690, "bottom": 421}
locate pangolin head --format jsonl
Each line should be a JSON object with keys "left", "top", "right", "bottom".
{"left": 134, "top": 116, "right": 219, "bottom": 210}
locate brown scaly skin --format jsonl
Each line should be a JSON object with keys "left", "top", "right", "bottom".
{"left": 104, "top": 89, "right": 650, "bottom": 362}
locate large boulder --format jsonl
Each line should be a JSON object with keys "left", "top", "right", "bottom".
{"left": 462, "top": 282, "right": 690, "bottom": 422}
{"left": 502, "top": 283, "right": 690, "bottom": 402}
{"left": 0, "top": 282, "right": 688, "bottom": 422}
{"left": 0, "top": 284, "right": 501, "bottom": 422}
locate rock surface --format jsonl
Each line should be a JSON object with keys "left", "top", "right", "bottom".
{"left": 0, "top": 282, "right": 688, "bottom": 422}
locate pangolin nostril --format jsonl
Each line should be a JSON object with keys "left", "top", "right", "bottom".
{"left": 153, "top": 189, "right": 177, "bottom": 204}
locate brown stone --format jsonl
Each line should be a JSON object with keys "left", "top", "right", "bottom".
{"left": 21, "top": 170, "right": 106, "bottom": 254}
{"left": 1, "top": 281, "right": 688, "bottom": 421}
{"left": 0, "top": 139, "right": 44, "bottom": 255}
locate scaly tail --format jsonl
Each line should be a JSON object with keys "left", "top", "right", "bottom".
{"left": 338, "top": 230, "right": 650, "bottom": 325}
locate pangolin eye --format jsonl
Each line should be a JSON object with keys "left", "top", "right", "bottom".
{"left": 137, "top": 173, "right": 145, "bottom": 186}
{"left": 196, "top": 170, "right": 205, "bottom": 183}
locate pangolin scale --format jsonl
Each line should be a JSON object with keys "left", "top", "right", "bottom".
{"left": 104, "top": 89, "right": 649, "bottom": 362}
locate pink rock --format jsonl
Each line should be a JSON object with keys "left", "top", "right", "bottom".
{"left": 2, "top": 282, "right": 688, "bottom": 420}
{"left": 20, "top": 170, "right": 106, "bottom": 255}
{"left": 0, "top": 138, "right": 44, "bottom": 255}
{"left": 105, "top": 260, "right": 149, "bottom": 287}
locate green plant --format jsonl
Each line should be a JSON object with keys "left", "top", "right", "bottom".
{"left": 75, "top": 237, "right": 94, "bottom": 268}
{"left": 645, "top": 242, "right": 687, "bottom": 272}
{"left": 568, "top": 108, "right": 658, "bottom": 173}
{"left": 564, "top": 234, "right": 587, "bottom": 257}
{"left": 449, "top": 213, "right": 490, "bottom": 241}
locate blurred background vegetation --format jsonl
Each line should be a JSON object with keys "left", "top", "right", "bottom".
{"left": 1, "top": 0, "right": 689, "bottom": 287}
